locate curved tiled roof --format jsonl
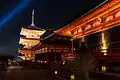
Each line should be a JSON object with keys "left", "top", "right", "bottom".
{"left": 25, "top": 25, "right": 45, "bottom": 31}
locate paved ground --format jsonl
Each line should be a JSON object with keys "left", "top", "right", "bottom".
{"left": 0, "top": 66, "right": 54, "bottom": 80}
{"left": 1, "top": 65, "right": 120, "bottom": 80}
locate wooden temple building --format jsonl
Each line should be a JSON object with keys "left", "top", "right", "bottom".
{"left": 31, "top": 33, "right": 74, "bottom": 62}
{"left": 55, "top": 0, "right": 120, "bottom": 52}
{"left": 54, "top": 0, "right": 120, "bottom": 63}
{"left": 19, "top": 0, "right": 120, "bottom": 64}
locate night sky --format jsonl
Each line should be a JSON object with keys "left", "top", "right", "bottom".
{"left": 0, "top": 0, "right": 104, "bottom": 56}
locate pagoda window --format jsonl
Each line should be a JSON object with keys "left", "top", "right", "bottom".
{"left": 105, "top": 15, "right": 113, "bottom": 22}
{"left": 115, "top": 11, "right": 120, "bottom": 18}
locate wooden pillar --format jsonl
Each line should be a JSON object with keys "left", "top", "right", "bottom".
{"left": 101, "top": 30, "right": 108, "bottom": 55}
{"left": 71, "top": 39, "right": 74, "bottom": 54}
{"left": 82, "top": 36, "right": 85, "bottom": 42}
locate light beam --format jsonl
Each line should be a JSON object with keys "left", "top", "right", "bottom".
{"left": 0, "top": 0, "right": 31, "bottom": 32}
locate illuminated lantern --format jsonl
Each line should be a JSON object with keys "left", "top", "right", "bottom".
{"left": 54, "top": 70, "right": 58, "bottom": 75}
{"left": 71, "top": 74, "right": 75, "bottom": 80}
{"left": 101, "top": 66, "right": 106, "bottom": 72}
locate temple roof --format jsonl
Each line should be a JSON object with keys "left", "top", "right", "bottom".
{"left": 55, "top": 0, "right": 120, "bottom": 39}
{"left": 20, "top": 37, "right": 40, "bottom": 40}
{"left": 41, "top": 33, "right": 71, "bottom": 45}
{"left": 40, "top": 30, "right": 54, "bottom": 40}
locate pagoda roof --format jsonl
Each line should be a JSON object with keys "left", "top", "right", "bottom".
{"left": 24, "top": 25, "right": 45, "bottom": 31}
{"left": 20, "top": 48, "right": 28, "bottom": 51}
{"left": 19, "top": 46, "right": 36, "bottom": 51}
{"left": 20, "top": 37, "right": 40, "bottom": 40}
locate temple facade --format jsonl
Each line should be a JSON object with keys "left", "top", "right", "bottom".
{"left": 55, "top": 0, "right": 120, "bottom": 54}
{"left": 18, "top": 10, "right": 46, "bottom": 61}
{"left": 31, "top": 33, "right": 74, "bottom": 63}
{"left": 53, "top": 0, "right": 120, "bottom": 65}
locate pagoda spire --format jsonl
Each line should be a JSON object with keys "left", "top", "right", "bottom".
{"left": 31, "top": 9, "right": 35, "bottom": 26}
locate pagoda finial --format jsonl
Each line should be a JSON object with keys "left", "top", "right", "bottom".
{"left": 31, "top": 9, "right": 35, "bottom": 26}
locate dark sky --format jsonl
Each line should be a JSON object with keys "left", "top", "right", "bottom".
{"left": 0, "top": 0, "right": 104, "bottom": 56}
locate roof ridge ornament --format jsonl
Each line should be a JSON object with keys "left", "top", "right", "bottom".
{"left": 31, "top": 9, "right": 35, "bottom": 26}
